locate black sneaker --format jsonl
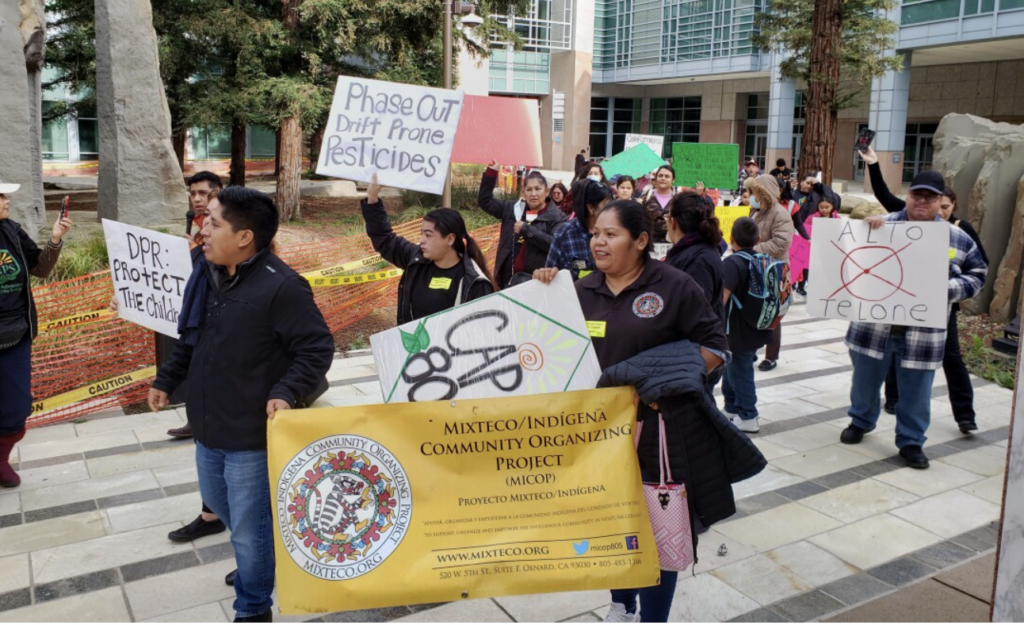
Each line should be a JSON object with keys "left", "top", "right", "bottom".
{"left": 758, "top": 360, "right": 777, "bottom": 372}
{"left": 840, "top": 424, "right": 874, "bottom": 444}
{"left": 957, "top": 420, "right": 978, "bottom": 434}
{"left": 225, "top": 569, "right": 236, "bottom": 586}
{"left": 883, "top": 403, "right": 896, "bottom": 415}
{"left": 168, "top": 515, "right": 226, "bottom": 542}
{"left": 900, "top": 445, "right": 930, "bottom": 469}
{"left": 234, "top": 609, "right": 272, "bottom": 623}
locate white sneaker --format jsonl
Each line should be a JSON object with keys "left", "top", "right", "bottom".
{"left": 604, "top": 602, "right": 640, "bottom": 623}
{"left": 732, "top": 415, "right": 760, "bottom": 434}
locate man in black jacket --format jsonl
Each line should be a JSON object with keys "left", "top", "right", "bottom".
{"left": 149, "top": 187, "right": 334, "bottom": 623}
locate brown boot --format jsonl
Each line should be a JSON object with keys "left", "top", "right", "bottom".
{"left": 0, "top": 428, "right": 26, "bottom": 488}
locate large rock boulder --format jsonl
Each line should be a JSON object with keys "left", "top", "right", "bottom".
{"left": 934, "top": 136, "right": 990, "bottom": 214}
{"left": 848, "top": 198, "right": 888, "bottom": 220}
{"left": 965, "top": 135, "right": 1024, "bottom": 314}
{"left": 0, "top": 0, "right": 47, "bottom": 238}
{"left": 989, "top": 172, "right": 1024, "bottom": 323}
{"left": 95, "top": 0, "right": 187, "bottom": 226}
{"left": 933, "top": 114, "right": 1022, "bottom": 157}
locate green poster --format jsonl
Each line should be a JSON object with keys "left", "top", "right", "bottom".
{"left": 671, "top": 143, "right": 740, "bottom": 190}
{"left": 601, "top": 143, "right": 667, "bottom": 179}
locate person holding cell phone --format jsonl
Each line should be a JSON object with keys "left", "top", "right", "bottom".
{"left": 0, "top": 179, "right": 72, "bottom": 488}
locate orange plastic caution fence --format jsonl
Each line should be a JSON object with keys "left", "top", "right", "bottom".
{"left": 27, "top": 220, "right": 500, "bottom": 428}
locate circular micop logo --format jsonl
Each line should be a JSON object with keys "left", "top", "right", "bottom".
{"left": 278, "top": 435, "right": 412, "bottom": 580}
{"left": 632, "top": 292, "right": 665, "bottom": 319}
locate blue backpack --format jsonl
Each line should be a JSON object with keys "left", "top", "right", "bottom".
{"left": 728, "top": 251, "right": 792, "bottom": 332}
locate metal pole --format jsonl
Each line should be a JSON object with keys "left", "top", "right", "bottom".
{"left": 442, "top": 0, "right": 454, "bottom": 208}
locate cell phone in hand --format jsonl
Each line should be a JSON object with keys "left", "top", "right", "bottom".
{"left": 856, "top": 128, "right": 876, "bottom": 153}
{"left": 60, "top": 196, "right": 70, "bottom": 220}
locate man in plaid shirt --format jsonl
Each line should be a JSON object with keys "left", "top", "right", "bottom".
{"left": 839, "top": 170, "right": 987, "bottom": 470}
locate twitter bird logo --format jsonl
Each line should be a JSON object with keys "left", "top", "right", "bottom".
{"left": 573, "top": 540, "right": 590, "bottom": 555}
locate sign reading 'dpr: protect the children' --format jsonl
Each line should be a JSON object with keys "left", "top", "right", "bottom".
{"left": 807, "top": 219, "right": 950, "bottom": 329}
{"left": 672, "top": 143, "right": 740, "bottom": 190}
{"left": 371, "top": 271, "right": 601, "bottom": 403}
{"left": 317, "top": 77, "right": 464, "bottom": 195}
{"left": 103, "top": 219, "right": 192, "bottom": 338}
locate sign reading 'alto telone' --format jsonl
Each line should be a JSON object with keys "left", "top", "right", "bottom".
{"left": 316, "top": 76, "right": 465, "bottom": 195}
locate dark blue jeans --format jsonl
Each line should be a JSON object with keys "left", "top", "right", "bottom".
{"left": 722, "top": 349, "right": 758, "bottom": 421}
{"left": 0, "top": 336, "right": 32, "bottom": 435}
{"left": 610, "top": 570, "right": 679, "bottom": 622}
{"left": 849, "top": 334, "right": 937, "bottom": 448}
{"left": 195, "top": 441, "right": 275, "bottom": 618}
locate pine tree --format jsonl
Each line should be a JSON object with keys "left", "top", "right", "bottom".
{"left": 753, "top": 0, "right": 904, "bottom": 184}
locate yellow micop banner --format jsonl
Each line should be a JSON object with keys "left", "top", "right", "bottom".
{"left": 268, "top": 386, "right": 660, "bottom": 614}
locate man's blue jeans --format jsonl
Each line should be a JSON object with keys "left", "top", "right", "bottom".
{"left": 611, "top": 570, "right": 679, "bottom": 622}
{"left": 849, "top": 334, "right": 937, "bottom": 448}
{"left": 722, "top": 350, "right": 758, "bottom": 421}
{"left": 195, "top": 441, "right": 275, "bottom": 618}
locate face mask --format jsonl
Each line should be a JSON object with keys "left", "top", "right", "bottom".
{"left": 750, "top": 196, "right": 760, "bottom": 209}
{"left": 588, "top": 175, "right": 601, "bottom": 183}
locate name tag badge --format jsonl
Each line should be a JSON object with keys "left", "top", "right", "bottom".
{"left": 578, "top": 270, "right": 593, "bottom": 279}
{"left": 429, "top": 277, "right": 453, "bottom": 290}
{"left": 949, "top": 248, "right": 956, "bottom": 260}
{"left": 586, "top": 321, "right": 607, "bottom": 338}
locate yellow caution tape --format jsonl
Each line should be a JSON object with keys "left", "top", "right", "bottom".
{"left": 306, "top": 268, "right": 403, "bottom": 288}
{"left": 40, "top": 309, "right": 114, "bottom": 333}
{"left": 301, "top": 253, "right": 386, "bottom": 279}
{"left": 31, "top": 365, "right": 158, "bottom": 415}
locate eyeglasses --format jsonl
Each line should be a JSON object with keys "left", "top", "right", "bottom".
{"left": 910, "top": 191, "right": 940, "bottom": 204}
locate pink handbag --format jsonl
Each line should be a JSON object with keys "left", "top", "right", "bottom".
{"left": 636, "top": 414, "right": 695, "bottom": 572}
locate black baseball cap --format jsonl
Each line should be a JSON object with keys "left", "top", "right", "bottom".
{"left": 908, "top": 170, "right": 945, "bottom": 195}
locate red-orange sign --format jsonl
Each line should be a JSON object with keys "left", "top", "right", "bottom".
{"left": 451, "top": 96, "right": 543, "bottom": 167}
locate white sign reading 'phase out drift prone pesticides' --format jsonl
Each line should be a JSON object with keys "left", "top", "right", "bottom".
{"left": 807, "top": 219, "right": 951, "bottom": 329}
{"left": 103, "top": 219, "right": 193, "bottom": 338}
{"left": 317, "top": 76, "right": 464, "bottom": 195}
{"left": 371, "top": 271, "right": 601, "bottom": 403}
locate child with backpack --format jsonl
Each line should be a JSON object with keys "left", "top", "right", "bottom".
{"left": 722, "top": 217, "right": 791, "bottom": 433}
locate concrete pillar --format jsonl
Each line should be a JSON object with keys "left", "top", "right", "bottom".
{"left": 548, "top": 0, "right": 594, "bottom": 171}
{"left": 95, "top": 0, "right": 188, "bottom": 227}
{"left": 866, "top": 51, "right": 912, "bottom": 195}
{"left": 766, "top": 51, "right": 796, "bottom": 173}
{"left": 0, "top": 0, "right": 47, "bottom": 238}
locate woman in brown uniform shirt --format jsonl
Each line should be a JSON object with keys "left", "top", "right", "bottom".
{"left": 535, "top": 200, "right": 727, "bottom": 622}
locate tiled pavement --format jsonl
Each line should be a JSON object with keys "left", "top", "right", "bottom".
{"left": 0, "top": 302, "right": 1013, "bottom": 622}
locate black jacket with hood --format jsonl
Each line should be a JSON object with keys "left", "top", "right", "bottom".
{"left": 362, "top": 199, "right": 493, "bottom": 324}
{"left": 477, "top": 169, "right": 567, "bottom": 288}
{"left": 152, "top": 247, "right": 335, "bottom": 451}
{"left": 599, "top": 340, "right": 767, "bottom": 548}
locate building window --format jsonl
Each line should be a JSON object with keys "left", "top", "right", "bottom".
{"left": 901, "top": 0, "right": 963, "bottom": 24}
{"left": 589, "top": 97, "right": 642, "bottom": 158}
{"left": 78, "top": 102, "right": 98, "bottom": 160}
{"left": 903, "top": 122, "right": 938, "bottom": 183}
{"left": 744, "top": 93, "right": 769, "bottom": 169}
{"left": 41, "top": 101, "right": 70, "bottom": 161}
{"left": 191, "top": 125, "right": 231, "bottom": 160}
{"left": 250, "top": 125, "right": 277, "bottom": 158}
{"left": 791, "top": 91, "right": 806, "bottom": 173}
{"left": 649, "top": 96, "right": 702, "bottom": 157}
{"left": 489, "top": 50, "right": 550, "bottom": 95}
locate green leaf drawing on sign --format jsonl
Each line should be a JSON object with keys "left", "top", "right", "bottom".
{"left": 400, "top": 329, "right": 419, "bottom": 354}
{"left": 672, "top": 143, "right": 740, "bottom": 190}
{"left": 602, "top": 143, "right": 667, "bottom": 179}
{"left": 414, "top": 321, "right": 430, "bottom": 353}
{"left": 401, "top": 321, "right": 431, "bottom": 354}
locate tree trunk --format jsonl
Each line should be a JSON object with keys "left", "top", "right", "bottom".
{"left": 277, "top": 116, "right": 303, "bottom": 221}
{"left": 230, "top": 119, "right": 247, "bottom": 187}
{"left": 800, "top": 0, "right": 843, "bottom": 185}
{"left": 172, "top": 130, "right": 186, "bottom": 173}
{"left": 309, "top": 121, "right": 326, "bottom": 171}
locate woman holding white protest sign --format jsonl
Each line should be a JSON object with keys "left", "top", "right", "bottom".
{"left": 535, "top": 201, "right": 764, "bottom": 623}
{"left": 478, "top": 163, "right": 567, "bottom": 288}
{"left": 363, "top": 174, "right": 496, "bottom": 323}
{"left": 0, "top": 182, "right": 72, "bottom": 488}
